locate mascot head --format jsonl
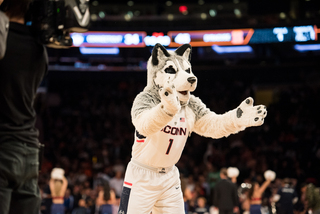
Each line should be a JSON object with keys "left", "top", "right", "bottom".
{"left": 146, "top": 43, "right": 197, "bottom": 103}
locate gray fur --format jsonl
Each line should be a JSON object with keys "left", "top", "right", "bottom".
{"left": 187, "top": 95, "right": 210, "bottom": 122}
{"left": 131, "top": 88, "right": 160, "bottom": 119}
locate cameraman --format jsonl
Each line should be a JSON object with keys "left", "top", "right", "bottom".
{"left": 0, "top": 0, "right": 48, "bottom": 213}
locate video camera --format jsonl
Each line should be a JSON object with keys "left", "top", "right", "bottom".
{"left": 26, "top": 0, "right": 90, "bottom": 48}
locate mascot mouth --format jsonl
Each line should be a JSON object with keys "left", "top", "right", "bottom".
{"left": 179, "top": 91, "right": 188, "bottom": 95}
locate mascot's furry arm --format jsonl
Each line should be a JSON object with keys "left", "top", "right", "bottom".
{"left": 131, "top": 82, "right": 181, "bottom": 137}
{"left": 190, "top": 96, "right": 267, "bottom": 138}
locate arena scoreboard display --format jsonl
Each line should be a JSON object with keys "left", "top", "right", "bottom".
{"left": 168, "top": 25, "right": 317, "bottom": 47}
{"left": 71, "top": 31, "right": 147, "bottom": 47}
{"left": 70, "top": 25, "right": 320, "bottom": 48}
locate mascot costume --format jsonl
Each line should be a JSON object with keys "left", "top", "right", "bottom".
{"left": 118, "top": 43, "right": 267, "bottom": 214}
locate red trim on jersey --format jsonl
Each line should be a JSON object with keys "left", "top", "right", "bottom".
{"left": 136, "top": 139, "right": 144, "bottom": 143}
{"left": 124, "top": 181, "right": 132, "bottom": 186}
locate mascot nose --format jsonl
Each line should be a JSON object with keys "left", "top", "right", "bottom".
{"left": 187, "top": 77, "right": 196, "bottom": 84}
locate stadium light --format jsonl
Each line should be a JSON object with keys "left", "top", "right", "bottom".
{"left": 79, "top": 47, "right": 120, "bottom": 55}
{"left": 294, "top": 44, "right": 320, "bottom": 52}
{"left": 179, "top": 5, "right": 188, "bottom": 15}
{"left": 212, "top": 45, "right": 253, "bottom": 54}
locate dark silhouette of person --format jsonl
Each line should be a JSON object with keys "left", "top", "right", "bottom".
{"left": 213, "top": 168, "right": 239, "bottom": 214}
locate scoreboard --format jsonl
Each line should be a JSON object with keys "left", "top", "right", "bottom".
{"left": 168, "top": 25, "right": 317, "bottom": 47}
{"left": 71, "top": 31, "right": 146, "bottom": 47}
{"left": 70, "top": 25, "right": 319, "bottom": 48}
{"left": 167, "top": 29, "right": 254, "bottom": 47}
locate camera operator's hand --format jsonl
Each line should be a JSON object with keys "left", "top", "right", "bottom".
{"left": 0, "top": 0, "right": 3, "bottom": 5}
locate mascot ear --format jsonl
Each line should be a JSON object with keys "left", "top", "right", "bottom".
{"left": 151, "top": 43, "right": 171, "bottom": 66}
{"left": 175, "top": 44, "right": 192, "bottom": 62}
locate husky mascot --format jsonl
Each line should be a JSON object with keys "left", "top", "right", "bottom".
{"left": 118, "top": 43, "right": 267, "bottom": 214}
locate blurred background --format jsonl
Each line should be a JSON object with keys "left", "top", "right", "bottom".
{"left": 37, "top": 0, "right": 320, "bottom": 213}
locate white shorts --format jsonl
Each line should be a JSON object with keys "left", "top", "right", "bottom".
{"left": 118, "top": 159, "right": 184, "bottom": 214}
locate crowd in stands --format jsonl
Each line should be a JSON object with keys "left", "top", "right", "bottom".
{"left": 35, "top": 73, "right": 320, "bottom": 214}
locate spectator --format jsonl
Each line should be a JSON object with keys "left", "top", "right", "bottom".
{"left": 72, "top": 184, "right": 83, "bottom": 210}
{"left": 181, "top": 176, "right": 194, "bottom": 214}
{"left": 273, "top": 178, "right": 298, "bottom": 214}
{"left": 193, "top": 197, "right": 209, "bottom": 214}
{"left": 71, "top": 199, "right": 89, "bottom": 214}
{"left": 64, "top": 188, "right": 75, "bottom": 214}
{"left": 300, "top": 183, "right": 320, "bottom": 214}
{"left": 213, "top": 168, "right": 239, "bottom": 214}
{"left": 109, "top": 165, "right": 124, "bottom": 198}
{"left": 206, "top": 163, "right": 220, "bottom": 204}
{"left": 239, "top": 183, "right": 251, "bottom": 214}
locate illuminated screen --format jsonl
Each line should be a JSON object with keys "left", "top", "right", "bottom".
{"left": 168, "top": 29, "right": 254, "bottom": 47}
{"left": 249, "top": 26, "right": 316, "bottom": 43}
{"left": 168, "top": 25, "right": 317, "bottom": 47}
{"left": 70, "top": 25, "right": 319, "bottom": 48}
{"left": 71, "top": 31, "right": 147, "bottom": 47}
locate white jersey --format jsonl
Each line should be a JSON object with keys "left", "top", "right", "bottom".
{"left": 132, "top": 107, "right": 188, "bottom": 168}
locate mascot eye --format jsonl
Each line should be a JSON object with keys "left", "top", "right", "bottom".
{"left": 185, "top": 68, "right": 191, "bottom": 73}
{"left": 165, "top": 66, "right": 176, "bottom": 74}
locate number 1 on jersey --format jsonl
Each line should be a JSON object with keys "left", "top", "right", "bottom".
{"left": 166, "top": 139, "right": 174, "bottom": 155}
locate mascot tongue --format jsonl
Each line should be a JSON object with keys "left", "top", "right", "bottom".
{"left": 179, "top": 91, "right": 188, "bottom": 95}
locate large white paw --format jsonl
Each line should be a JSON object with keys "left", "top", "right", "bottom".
{"left": 235, "top": 97, "right": 267, "bottom": 127}
{"left": 159, "top": 80, "right": 181, "bottom": 116}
